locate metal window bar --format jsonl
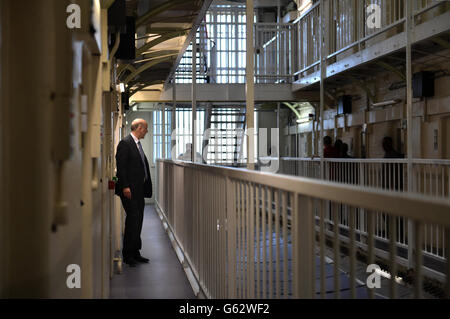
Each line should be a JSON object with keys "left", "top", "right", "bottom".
{"left": 175, "top": 5, "right": 295, "bottom": 84}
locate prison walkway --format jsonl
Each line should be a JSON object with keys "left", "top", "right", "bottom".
{"left": 110, "top": 205, "right": 196, "bottom": 299}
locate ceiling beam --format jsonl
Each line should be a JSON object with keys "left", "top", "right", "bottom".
{"left": 376, "top": 61, "right": 406, "bottom": 81}
{"left": 136, "top": 0, "right": 196, "bottom": 27}
{"left": 123, "top": 56, "right": 174, "bottom": 84}
{"left": 430, "top": 36, "right": 450, "bottom": 50}
{"left": 136, "top": 30, "right": 188, "bottom": 57}
{"left": 131, "top": 83, "right": 298, "bottom": 103}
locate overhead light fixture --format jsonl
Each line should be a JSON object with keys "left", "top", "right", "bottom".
{"left": 117, "top": 83, "right": 125, "bottom": 93}
{"left": 371, "top": 99, "right": 401, "bottom": 108}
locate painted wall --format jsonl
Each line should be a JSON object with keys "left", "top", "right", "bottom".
{"left": 0, "top": 1, "right": 117, "bottom": 298}
{"left": 283, "top": 58, "right": 450, "bottom": 159}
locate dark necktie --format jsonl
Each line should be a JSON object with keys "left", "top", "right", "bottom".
{"left": 137, "top": 141, "right": 149, "bottom": 181}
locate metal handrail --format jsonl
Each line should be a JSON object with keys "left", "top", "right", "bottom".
{"left": 158, "top": 159, "right": 450, "bottom": 225}
{"left": 156, "top": 159, "right": 450, "bottom": 299}
{"left": 294, "top": 0, "right": 449, "bottom": 78}
{"left": 292, "top": 1, "right": 321, "bottom": 24}
{"left": 277, "top": 157, "right": 450, "bottom": 165}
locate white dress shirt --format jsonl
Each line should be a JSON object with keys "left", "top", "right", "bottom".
{"left": 130, "top": 131, "right": 140, "bottom": 149}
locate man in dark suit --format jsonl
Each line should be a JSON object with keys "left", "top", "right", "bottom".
{"left": 115, "top": 118, "right": 152, "bottom": 267}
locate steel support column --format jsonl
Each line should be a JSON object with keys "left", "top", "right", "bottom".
{"left": 406, "top": 0, "right": 415, "bottom": 273}
{"left": 162, "top": 103, "right": 166, "bottom": 159}
{"left": 172, "top": 77, "right": 177, "bottom": 159}
{"left": 319, "top": 0, "right": 328, "bottom": 179}
{"left": 192, "top": 34, "right": 197, "bottom": 162}
{"left": 246, "top": 0, "right": 255, "bottom": 170}
{"left": 277, "top": 102, "right": 281, "bottom": 165}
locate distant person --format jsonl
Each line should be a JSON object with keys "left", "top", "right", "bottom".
{"left": 381, "top": 136, "right": 404, "bottom": 238}
{"left": 381, "top": 136, "right": 404, "bottom": 190}
{"left": 178, "top": 143, "right": 203, "bottom": 162}
{"left": 334, "top": 139, "right": 343, "bottom": 158}
{"left": 382, "top": 136, "right": 403, "bottom": 158}
{"left": 323, "top": 135, "right": 339, "bottom": 181}
{"left": 323, "top": 135, "right": 339, "bottom": 158}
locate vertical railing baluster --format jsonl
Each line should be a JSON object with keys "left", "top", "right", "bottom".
{"left": 320, "top": 199, "right": 326, "bottom": 298}
{"left": 256, "top": 185, "right": 261, "bottom": 298}
{"left": 214, "top": 175, "right": 218, "bottom": 297}
{"left": 245, "top": 182, "right": 250, "bottom": 298}
{"left": 296, "top": 195, "right": 314, "bottom": 298}
{"left": 221, "top": 176, "right": 225, "bottom": 298}
{"left": 436, "top": 225, "right": 440, "bottom": 266}
{"left": 431, "top": 223, "right": 434, "bottom": 256}
{"left": 429, "top": 165, "right": 432, "bottom": 196}
{"left": 389, "top": 214, "right": 397, "bottom": 298}
{"left": 367, "top": 210, "right": 375, "bottom": 299}
{"left": 227, "top": 177, "right": 236, "bottom": 298}
{"left": 208, "top": 173, "right": 212, "bottom": 296}
{"left": 445, "top": 227, "right": 450, "bottom": 298}
{"left": 435, "top": 165, "right": 438, "bottom": 197}
{"left": 414, "top": 220, "right": 424, "bottom": 299}
{"left": 237, "top": 181, "right": 242, "bottom": 298}
{"left": 275, "top": 189, "right": 281, "bottom": 298}
{"left": 333, "top": 202, "right": 340, "bottom": 299}
{"left": 249, "top": 182, "right": 255, "bottom": 299}
{"left": 262, "top": 185, "right": 267, "bottom": 299}
{"left": 268, "top": 187, "right": 273, "bottom": 298}
{"left": 350, "top": 206, "right": 356, "bottom": 299}
{"left": 282, "top": 191, "right": 288, "bottom": 299}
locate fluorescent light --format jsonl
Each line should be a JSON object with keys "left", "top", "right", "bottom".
{"left": 117, "top": 83, "right": 125, "bottom": 93}
{"left": 296, "top": 118, "right": 310, "bottom": 124}
{"left": 371, "top": 99, "right": 401, "bottom": 108}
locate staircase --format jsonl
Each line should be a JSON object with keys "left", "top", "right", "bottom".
{"left": 176, "top": 24, "right": 209, "bottom": 83}
{"left": 204, "top": 107, "right": 246, "bottom": 166}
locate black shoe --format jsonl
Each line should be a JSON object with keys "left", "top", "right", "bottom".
{"left": 124, "top": 258, "right": 138, "bottom": 267}
{"left": 134, "top": 255, "right": 150, "bottom": 263}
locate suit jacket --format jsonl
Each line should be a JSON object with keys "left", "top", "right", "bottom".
{"left": 115, "top": 134, "right": 152, "bottom": 198}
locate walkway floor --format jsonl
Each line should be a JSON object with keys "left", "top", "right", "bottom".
{"left": 110, "top": 205, "right": 196, "bottom": 299}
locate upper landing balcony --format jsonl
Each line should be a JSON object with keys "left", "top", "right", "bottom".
{"left": 293, "top": 0, "right": 450, "bottom": 91}
{"left": 130, "top": 1, "right": 450, "bottom": 104}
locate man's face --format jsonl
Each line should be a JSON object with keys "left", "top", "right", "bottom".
{"left": 137, "top": 122, "right": 148, "bottom": 139}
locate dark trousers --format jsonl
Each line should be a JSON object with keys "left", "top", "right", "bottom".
{"left": 120, "top": 192, "right": 145, "bottom": 261}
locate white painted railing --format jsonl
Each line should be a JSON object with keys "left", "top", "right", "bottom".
{"left": 255, "top": 23, "right": 296, "bottom": 84}
{"left": 278, "top": 158, "right": 450, "bottom": 197}
{"left": 156, "top": 159, "right": 450, "bottom": 299}
{"left": 276, "top": 157, "right": 450, "bottom": 262}
{"left": 294, "top": 0, "right": 449, "bottom": 82}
